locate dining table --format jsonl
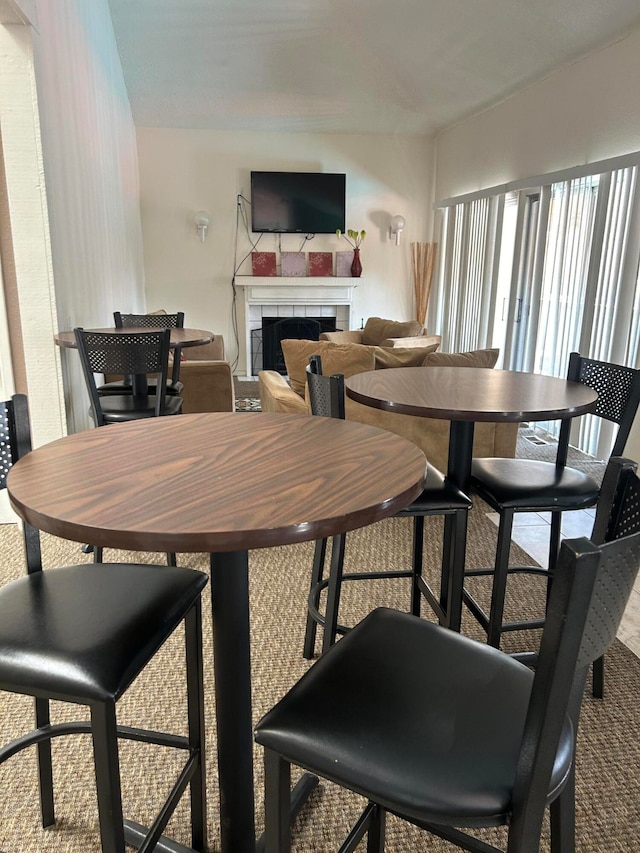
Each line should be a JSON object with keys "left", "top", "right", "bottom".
{"left": 6, "top": 411, "right": 426, "bottom": 853}
{"left": 55, "top": 327, "right": 214, "bottom": 395}
{"left": 54, "top": 327, "right": 214, "bottom": 351}
{"left": 345, "top": 366, "right": 599, "bottom": 630}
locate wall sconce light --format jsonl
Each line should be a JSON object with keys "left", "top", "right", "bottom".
{"left": 389, "top": 214, "right": 406, "bottom": 246}
{"left": 194, "top": 210, "right": 210, "bottom": 242}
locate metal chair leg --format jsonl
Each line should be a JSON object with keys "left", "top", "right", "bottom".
{"left": 592, "top": 654, "right": 605, "bottom": 699}
{"left": 185, "top": 602, "right": 207, "bottom": 851}
{"left": 303, "top": 538, "right": 328, "bottom": 659}
{"left": 34, "top": 697, "right": 54, "bottom": 827}
{"left": 549, "top": 764, "right": 576, "bottom": 853}
{"left": 487, "top": 507, "right": 515, "bottom": 648}
{"left": 263, "top": 749, "right": 292, "bottom": 853}
{"left": 91, "top": 701, "right": 126, "bottom": 853}
{"left": 322, "top": 533, "right": 347, "bottom": 654}
{"left": 366, "top": 804, "right": 386, "bottom": 853}
{"left": 410, "top": 516, "right": 424, "bottom": 616}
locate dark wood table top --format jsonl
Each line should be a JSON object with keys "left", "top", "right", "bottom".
{"left": 7, "top": 412, "right": 426, "bottom": 553}
{"left": 346, "top": 366, "right": 599, "bottom": 422}
{"left": 54, "top": 327, "right": 213, "bottom": 349}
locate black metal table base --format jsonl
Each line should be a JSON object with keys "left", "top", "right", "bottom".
{"left": 123, "top": 773, "right": 319, "bottom": 852}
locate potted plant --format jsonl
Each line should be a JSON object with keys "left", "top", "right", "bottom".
{"left": 336, "top": 228, "right": 366, "bottom": 277}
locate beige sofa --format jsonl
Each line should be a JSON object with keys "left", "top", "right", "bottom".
{"left": 259, "top": 339, "right": 518, "bottom": 473}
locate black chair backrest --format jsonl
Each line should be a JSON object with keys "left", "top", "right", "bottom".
{"left": 511, "top": 520, "right": 640, "bottom": 845}
{"left": 306, "top": 356, "right": 345, "bottom": 420}
{"left": 114, "top": 311, "right": 185, "bottom": 330}
{"left": 591, "top": 456, "right": 640, "bottom": 544}
{"left": 1, "top": 395, "right": 41, "bottom": 573}
{"left": 556, "top": 352, "right": 640, "bottom": 466}
{"left": 114, "top": 312, "right": 185, "bottom": 385}
{"left": 74, "top": 328, "right": 172, "bottom": 425}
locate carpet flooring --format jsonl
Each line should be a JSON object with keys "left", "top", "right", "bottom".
{"left": 0, "top": 503, "right": 638, "bottom": 851}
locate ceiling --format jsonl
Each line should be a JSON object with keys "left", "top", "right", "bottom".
{"left": 107, "top": 0, "right": 640, "bottom": 136}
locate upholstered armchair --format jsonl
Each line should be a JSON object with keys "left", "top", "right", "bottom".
{"left": 177, "top": 336, "right": 235, "bottom": 413}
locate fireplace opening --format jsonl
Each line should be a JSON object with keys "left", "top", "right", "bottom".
{"left": 254, "top": 316, "right": 338, "bottom": 374}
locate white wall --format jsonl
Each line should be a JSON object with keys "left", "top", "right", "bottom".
{"left": 0, "top": 18, "right": 65, "bottom": 449}
{"left": 434, "top": 22, "right": 640, "bottom": 463}
{"left": 137, "top": 128, "right": 434, "bottom": 373}
{"left": 31, "top": 0, "right": 145, "bottom": 432}
{"left": 435, "top": 24, "right": 640, "bottom": 201}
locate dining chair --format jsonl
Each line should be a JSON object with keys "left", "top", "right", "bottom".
{"left": 255, "top": 455, "right": 640, "bottom": 853}
{"left": 303, "top": 355, "right": 471, "bottom": 658}
{"left": 75, "top": 327, "right": 183, "bottom": 426}
{"left": 0, "top": 394, "right": 208, "bottom": 852}
{"left": 97, "top": 310, "right": 185, "bottom": 396}
{"left": 589, "top": 455, "right": 640, "bottom": 697}
{"left": 466, "top": 352, "right": 640, "bottom": 651}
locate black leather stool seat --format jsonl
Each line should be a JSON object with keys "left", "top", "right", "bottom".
{"left": 98, "top": 378, "right": 184, "bottom": 396}
{"left": 0, "top": 562, "right": 207, "bottom": 703}
{"left": 256, "top": 607, "right": 573, "bottom": 827}
{"left": 90, "top": 393, "right": 183, "bottom": 424}
{"left": 471, "top": 458, "right": 600, "bottom": 510}
{"left": 397, "top": 462, "right": 473, "bottom": 515}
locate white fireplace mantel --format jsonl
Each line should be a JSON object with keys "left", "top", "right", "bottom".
{"left": 238, "top": 276, "right": 359, "bottom": 305}
{"left": 237, "top": 276, "right": 360, "bottom": 376}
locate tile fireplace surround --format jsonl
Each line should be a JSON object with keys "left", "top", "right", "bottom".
{"left": 238, "top": 276, "right": 359, "bottom": 376}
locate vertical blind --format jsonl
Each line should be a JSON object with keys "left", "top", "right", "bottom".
{"left": 433, "top": 158, "right": 640, "bottom": 458}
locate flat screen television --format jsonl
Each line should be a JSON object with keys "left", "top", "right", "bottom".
{"left": 250, "top": 171, "right": 346, "bottom": 234}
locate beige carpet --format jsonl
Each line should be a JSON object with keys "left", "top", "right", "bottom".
{"left": 0, "top": 507, "right": 639, "bottom": 852}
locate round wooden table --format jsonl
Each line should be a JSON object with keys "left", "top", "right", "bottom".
{"left": 54, "top": 327, "right": 214, "bottom": 350}
{"left": 7, "top": 412, "right": 426, "bottom": 853}
{"left": 346, "top": 366, "right": 599, "bottom": 489}
{"left": 346, "top": 366, "right": 599, "bottom": 631}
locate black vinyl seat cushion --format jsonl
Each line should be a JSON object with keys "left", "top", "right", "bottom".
{"left": 256, "top": 607, "right": 573, "bottom": 827}
{"left": 91, "top": 393, "right": 183, "bottom": 423}
{"left": 470, "top": 458, "right": 600, "bottom": 510}
{"left": 398, "top": 462, "right": 473, "bottom": 515}
{"left": 98, "top": 379, "right": 184, "bottom": 396}
{"left": 0, "top": 562, "right": 208, "bottom": 704}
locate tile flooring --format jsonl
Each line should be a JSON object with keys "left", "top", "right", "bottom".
{"left": 486, "top": 507, "right": 640, "bottom": 657}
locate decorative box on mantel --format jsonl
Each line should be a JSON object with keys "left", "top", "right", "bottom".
{"left": 236, "top": 276, "right": 361, "bottom": 377}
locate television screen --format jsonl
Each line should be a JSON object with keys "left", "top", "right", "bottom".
{"left": 250, "top": 171, "right": 346, "bottom": 234}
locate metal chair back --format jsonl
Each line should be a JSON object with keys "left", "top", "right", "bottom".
{"left": 74, "top": 327, "right": 173, "bottom": 425}
{"left": 306, "top": 355, "right": 345, "bottom": 420}
{"left": 556, "top": 352, "right": 640, "bottom": 466}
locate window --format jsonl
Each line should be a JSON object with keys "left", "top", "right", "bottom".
{"left": 434, "top": 153, "right": 640, "bottom": 457}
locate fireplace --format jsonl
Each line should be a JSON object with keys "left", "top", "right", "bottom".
{"left": 238, "top": 275, "right": 358, "bottom": 377}
{"left": 254, "top": 316, "right": 338, "bottom": 374}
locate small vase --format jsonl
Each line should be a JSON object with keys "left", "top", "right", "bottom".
{"left": 350, "top": 249, "right": 362, "bottom": 278}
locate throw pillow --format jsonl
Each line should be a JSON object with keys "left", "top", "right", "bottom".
{"left": 374, "top": 342, "right": 440, "bottom": 369}
{"left": 422, "top": 348, "right": 500, "bottom": 369}
{"left": 281, "top": 339, "right": 376, "bottom": 397}
{"left": 361, "top": 317, "right": 424, "bottom": 346}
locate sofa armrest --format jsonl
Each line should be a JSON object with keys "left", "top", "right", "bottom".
{"left": 380, "top": 334, "right": 441, "bottom": 349}
{"left": 259, "top": 370, "right": 308, "bottom": 414}
{"left": 319, "top": 330, "right": 364, "bottom": 344}
{"left": 179, "top": 359, "right": 234, "bottom": 413}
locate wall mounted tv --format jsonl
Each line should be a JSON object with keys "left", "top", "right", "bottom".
{"left": 250, "top": 171, "right": 346, "bottom": 234}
